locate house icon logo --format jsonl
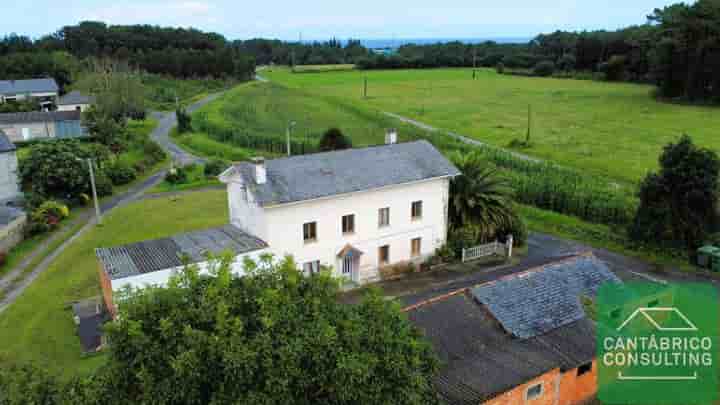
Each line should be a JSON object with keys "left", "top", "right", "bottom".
{"left": 597, "top": 282, "right": 719, "bottom": 404}
{"left": 617, "top": 307, "right": 698, "bottom": 332}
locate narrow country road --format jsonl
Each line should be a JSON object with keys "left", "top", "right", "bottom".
{"left": 0, "top": 91, "right": 226, "bottom": 314}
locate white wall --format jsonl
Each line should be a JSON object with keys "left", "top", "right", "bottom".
{"left": 0, "top": 151, "right": 20, "bottom": 202}
{"left": 254, "top": 178, "right": 451, "bottom": 283}
{"left": 110, "top": 248, "right": 270, "bottom": 292}
{"left": 227, "top": 181, "right": 268, "bottom": 241}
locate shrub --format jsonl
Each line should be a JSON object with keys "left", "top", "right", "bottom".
{"left": 0, "top": 252, "right": 5, "bottom": 267}
{"left": 165, "top": 165, "right": 191, "bottom": 184}
{"left": 92, "top": 172, "right": 114, "bottom": 197}
{"left": 318, "top": 128, "right": 352, "bottom": 151}
{"left": 29, "top": 200, "right": 70, "bottom": 235}
{"left": 176, "top": 107, "right": 193, "bottom": 133}
{"left": 495, "top": 62, "right": 505, "bottom": 74}
{"left": 533, "top": 60, "right": 556, "bottom": 77}
{"left": 143, "top": 140, "right": 167, "bottom": 165}
{"left": 106, "top": 160, "right": 138, "bottom": 186}
{"left": 204, "top": 159, "right": 230, "bottom": 178}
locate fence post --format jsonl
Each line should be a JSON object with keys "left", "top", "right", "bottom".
{"left": 506, "top": 235, "right": 514, "bottom": 258}
{"left": 461, "top": 247, "right": 466, "bottom": 263}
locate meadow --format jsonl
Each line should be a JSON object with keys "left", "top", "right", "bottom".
{"left": 263, "top": 67, "right": 720, "bottom": 185}
{"left": 0, "top": 190, "right": 229, "bottom": 377}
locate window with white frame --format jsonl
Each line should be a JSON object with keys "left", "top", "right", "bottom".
{"left": 378, "top": 207, "right": 390, "bottom": 227}
{"left": 526, "top": 383, "right": 543, "bottom": 400}
{"left": 303, "top": 260, "right": 321, "bottom": 275}
{"left": 411, "top": 238, "right": 422, "bottom": 258}
{"left": 342, "top": 214, "right": 355, "bottom": 234}
{"left": 411, "top": 200, "right": 423, "bottom": 220}
{"left": 303, "top": 222, "right": 317, "bottom": 243}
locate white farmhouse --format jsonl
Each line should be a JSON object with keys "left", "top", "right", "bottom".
{"left": 219, "top": 139, "right": 460, "bottom": 284}
{"left": 96, "top": 139, "right": 459, "bottom": 315}
{"left": 57, "top": 91, "right": 95, "bottom": 112}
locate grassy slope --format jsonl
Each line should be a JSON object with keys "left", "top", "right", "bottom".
{"left": 178, "top": 81, "right": 437, "bottom": 160}
{"left": 264, "top": 67, "right": 720, "bottom": 185}
{"left": 0, "top": 190, "right": 229, "bottom": 377}
{"left": 142, "top": 74, "right": 233, "bottom": 111}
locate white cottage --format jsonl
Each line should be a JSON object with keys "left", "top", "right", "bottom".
{"left": 219, "top": 139, "right": 460, "bottom": 284}
{"left": 96, "top": 139, "right": 459, "bottom": 315}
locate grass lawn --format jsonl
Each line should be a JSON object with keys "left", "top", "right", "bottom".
{"left": 147, "top": 162, "right": 221, "bottom": 194}
{"left": 264, "top": 67, "right": 720, "bottom": 185}
{"left": 0, "top": 189, "right": 229, "bottom": 377}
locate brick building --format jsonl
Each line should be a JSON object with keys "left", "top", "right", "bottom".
{"left": 405, "top": 254, "right": 620, "bottom": 405}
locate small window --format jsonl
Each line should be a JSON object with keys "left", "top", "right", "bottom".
{"left": 378, "top": 207, "right": 390, "bottom": 227}
{"left": 577, "top": 362, "right": 592, "bottom": 376}
{"left": 379, "top": 245, "right": 390, "bottom": 266}
{"left": 411, "top": 201, "right": 423, "bottom": 219}
{"left": 303, "top": 222, "right": 317, "bottom": 243}
{"left": 303, "top": 260, "right": 321, "bottom": 275}
{"left": 526, "top": 383, "right": 543, "bottom": 400}
{"left": 411, "top": 238, "right": 422, "bottom": 258}
{"left": 342, "top": 214, "right": 355, "bottom": 234}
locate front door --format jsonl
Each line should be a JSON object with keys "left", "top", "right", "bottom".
{"left": 342, "top": 254, "right": 355, "bottom": 279}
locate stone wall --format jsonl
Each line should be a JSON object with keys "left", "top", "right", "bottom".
{"left": 0, "top": 213, "right": 27, "bottom": 255}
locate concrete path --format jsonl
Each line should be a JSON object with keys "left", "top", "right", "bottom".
{"left": 0, "top": 91, "right": 227, "bottom": 314}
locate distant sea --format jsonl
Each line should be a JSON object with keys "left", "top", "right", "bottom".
{"left": 301, "top": 37, "right": 531, "bottom": 50}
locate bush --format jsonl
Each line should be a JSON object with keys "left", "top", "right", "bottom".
{"left": 176, "top": 108, "right": 193, "bottom": 133}
{"left": 165, "top": 165, "right": 191, "bottom": 184}
{"left": 318, "top": 128, "right": 352, "bottom": 151}
{"left": 93, "top": 172, "right": 114, "bottom": 197}
{"left": 106, "top": 160, "right": 138, "bottom": 186}
{"left": 533, "top": 61, "right": 556, "bottom": 77}
{"left": 204, "top": 159, "right": 230, "bottom": 178}
{"left": 29, "top": 200, "right": 70, "bottom": 235}
{"left": 495, "top": 62, "right": 505, "bottom": 74}
{"left": 143, "top": 140, "right": 167, "bottom": 165}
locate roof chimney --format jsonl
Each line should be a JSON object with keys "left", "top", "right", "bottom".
{"left": 252, "top": 157, "right": 266, "bottom": 184}
{"left": 385, "top": 128, "right": 398, "bottom": 145}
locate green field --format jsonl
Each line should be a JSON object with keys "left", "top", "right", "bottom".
{"left": 0, "top": 190, "right": 229, "bottom": 377}
{"left": 177, "top": 80, "right": 437, "bottom": 160}
{"left": 142, "top": 74, "right": 234, "bottom": 111}
{"left": 264, "top": 67, "right": 720, "bottom": 184}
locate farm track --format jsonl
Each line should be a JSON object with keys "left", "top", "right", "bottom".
{"left": 0, "top": 91, "right": 227, "bottom": 314}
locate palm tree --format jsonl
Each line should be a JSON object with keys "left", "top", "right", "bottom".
{"left": 449, "top": 151, "right": 517, "bottom": 239}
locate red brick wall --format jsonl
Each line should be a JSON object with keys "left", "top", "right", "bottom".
{"left": 483, "top": 361, "right": 597, "bottom": 405}
{"left": 98, "top": 265, "right": 116, "bottom": 318}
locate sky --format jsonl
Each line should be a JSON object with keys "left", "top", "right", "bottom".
{"left": 3, "top": 0, "right": 682, "bottom": 41}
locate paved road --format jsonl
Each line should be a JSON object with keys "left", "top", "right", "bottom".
{"left": 0, "top": 92, "right": 226, "bottom": 314}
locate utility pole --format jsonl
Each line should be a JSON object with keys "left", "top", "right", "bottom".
{"left": 286, "top": 121, "right": 296, "bottom": 156}
{"left": 473, "top": 48, "right": 477, "bottom": 80}
{"left": 526, "top": 104, "right": 532, "bottom": 145}
{"left": 363, "top": 77, "right": 368, "bottom": 98}
{"left": 83, "top": 158, "right": 102, "bottom": 225}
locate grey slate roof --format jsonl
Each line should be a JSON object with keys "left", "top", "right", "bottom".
{"left": 229, "top": 140, "right": 460, "bottom": 206}
{"left": 0, "top": 110, "right": 81, "bottom": 124}
{"left": 96, "top": 225, "right": 267, "bottom": 280}
{"left": 471, "top": 254, "right": 621, "bottom": 339}
{"left": 0, "top": 130, "right": 15, "bottom": 153}
{"left": 408, "top": 292, "right": 596, "bottom": 405}
{"left": 0, "top": 78, "right": 58, "bottom": 96}
{"left": 407, "top": 255, "right": 615, "bottom": 404}
{"left": 58, "top": 90, "right": 95, "bottom": 106}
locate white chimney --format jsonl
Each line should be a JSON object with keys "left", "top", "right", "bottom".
{"left": 385, "top": 128, "right": 398, "bottom": 145}
{"left": 252, "top": 157, "right": 266, "bottom": 184}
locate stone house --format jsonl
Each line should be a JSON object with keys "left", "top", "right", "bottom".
{"left": 0, "top": 110, "right": 84, "bottom": 142}
{"left": 0, "top": 78, "right": 59, "bottom": 110}
{"left": 0, "top": 130, "right": 20, "bottom": 203}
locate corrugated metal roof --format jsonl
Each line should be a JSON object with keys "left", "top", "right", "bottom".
{"left": 96, "top": 225, "right": 267, "bottom": 280}
{"left": 470, "top": 254, "right": 621, "bottom": 339}
{"left": 57, "top": 90, "right": 95, "bottom": 105}
{"left": 0, "top": 130, "right": 15, "bottom": 153}
{"left": 0, "top": 78, "right": 58, "bottom": 96}
{"left": 0, "top": 110, "right": 81, "bottom": 124}
{"left": 227, "top": 140, "right": 460, "bottom": 207}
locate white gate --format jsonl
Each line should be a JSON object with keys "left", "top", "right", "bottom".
{"left": 461, "top": 235, "right": 514, "bottom": 263}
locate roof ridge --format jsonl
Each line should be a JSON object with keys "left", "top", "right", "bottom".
{"left": 402, "top": 252, "right": 596, "bottom": 313}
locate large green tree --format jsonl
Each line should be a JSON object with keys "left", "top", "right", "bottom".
{"left": 630, "top": 135, "right": 720, "bottom": 251}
